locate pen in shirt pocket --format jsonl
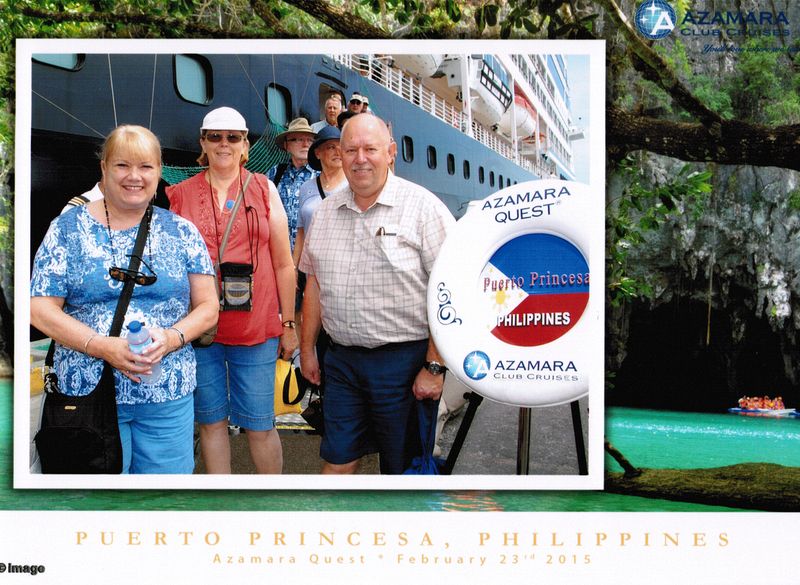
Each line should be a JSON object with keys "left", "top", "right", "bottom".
{"left": 375, "top": 226, "right": 397, "bottom": 236}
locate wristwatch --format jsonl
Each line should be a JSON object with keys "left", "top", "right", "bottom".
{"left": 424, "top": 361, "right": 448, "bottom": 376}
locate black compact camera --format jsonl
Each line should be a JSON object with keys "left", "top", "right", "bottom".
{"left": 219, "top": 262, "right": 253, "bottom": 311}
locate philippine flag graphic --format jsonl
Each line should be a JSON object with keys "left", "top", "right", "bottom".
{"left": 480, "top": 233, "right": 589, "bottom": 347}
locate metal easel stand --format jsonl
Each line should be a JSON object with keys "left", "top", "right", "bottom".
{"left": 517, "top": 400, "right": 588, "bottom": 475}
{"left": 441, "top": 393, "right": 588, "bottom": 476}
{"left": 441, "top": 392, "right": 484, "bottom": 475}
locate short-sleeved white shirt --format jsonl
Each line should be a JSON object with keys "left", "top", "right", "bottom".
{"left": 299, "top": 173, "right": 454, "bottom": 348}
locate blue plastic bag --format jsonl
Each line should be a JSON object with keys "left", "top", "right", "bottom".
{"left": 403, "top": 399, "right": 446, "bottom": 475}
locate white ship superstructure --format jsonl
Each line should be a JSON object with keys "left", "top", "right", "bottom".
{"left": 335, "top": 53, "right": 581, "bottom": 182}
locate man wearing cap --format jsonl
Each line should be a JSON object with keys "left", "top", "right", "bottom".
{"left": 267, "top": 118, "right": 318, "bottom": 250}
{"left": 299, "top": 114, "right": 455, "bottom": 475}
{"left": 311, "top": 94, "right": 344, "bottom": 133}
{"left": 347, "top": 93, "right": 368, "bottom": 114}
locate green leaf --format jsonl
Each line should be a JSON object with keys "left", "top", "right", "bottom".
{"left": 485, "top": 4, "right": 499, "bottom": 26}
{"left": 445, "top": 0, "right": 461, "bottom": 21}
{"left": 522, "top": 17, "right": 540, "bottom": 34}
{"left": 475, "top": 6, "right": 485, "bottom": 32}
{"left": 500, "top": 22, "right": 511, "bottom": 38}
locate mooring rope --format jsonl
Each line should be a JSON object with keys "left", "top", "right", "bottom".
{"left": 148, "top": 55, "right": 157, "bottom": 130}
{"left": 107, "top": 54, "right": 118, "bottom": 128}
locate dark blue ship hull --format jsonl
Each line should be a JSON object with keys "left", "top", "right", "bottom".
{"left": 31, "top": 53, "right": 536, "bottom": 255}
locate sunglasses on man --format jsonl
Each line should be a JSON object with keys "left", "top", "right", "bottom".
{"left": 204, "top": 132, "right": 245, "bottom": 143}
{"left": 350, "top": 99, "right": 363, "bottom": 105}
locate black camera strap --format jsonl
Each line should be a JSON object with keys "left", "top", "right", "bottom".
{"left": 44, "top": 204, "right": 153, "bottom": 381}
{"left": 211, "top": 171, "right": 254, "bottom": 300}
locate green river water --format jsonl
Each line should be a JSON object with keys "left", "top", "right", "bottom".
{"left": 3, "top": 380, "right": 797, "bottom": 512}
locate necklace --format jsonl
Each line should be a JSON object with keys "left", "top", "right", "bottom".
{"left": 321, "top": 172, "right": 344, "bottom": 190}
{"left": 207, "top": 168, "right": 242, "bottom": 214}
{"left": 103, "top": 198, "right": 152, "bottom": 264}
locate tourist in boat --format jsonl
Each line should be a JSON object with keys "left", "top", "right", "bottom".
{"left": 166, "top": 107, "right": 297, "bottom": 474}
{"left": 310, "top": 93, "right": 344, "bottom": 133}
{"left": 298, "top": 114, "right": 455, "bottom": 474}
{"left": 31, "top": 124, "right": 219, "bottom": 473}
{"left": 266, "top": 117, "right": 318, "bottom": 251}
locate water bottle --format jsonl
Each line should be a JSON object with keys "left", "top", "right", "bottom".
{"left": 127, "top": 321, "right": 162, "bottom": 384}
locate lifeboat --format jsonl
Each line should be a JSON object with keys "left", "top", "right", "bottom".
{"left": 390, "top": 54, "right": 445, "bottom": 78}
{"left": 499, "top": 91, "right": 537, "bottom": 139}
{"left": 437, "top": 55, "right": 513, "bottom": 127}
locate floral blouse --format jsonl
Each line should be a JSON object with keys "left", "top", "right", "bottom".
{"left": 31, "top": 205, "right": 214, "bottom": 404}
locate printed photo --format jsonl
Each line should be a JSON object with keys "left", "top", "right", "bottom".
{"left": 15, "top": 39, "right": 605, "bottom": 490}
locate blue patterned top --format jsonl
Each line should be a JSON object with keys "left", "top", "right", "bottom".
{"left": 31, "top": 205, "right": 214, "bottom": 404}
{"left": 267, "top": 162, "right": 318, "bottom": 249}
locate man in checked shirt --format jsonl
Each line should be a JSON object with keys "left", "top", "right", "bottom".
{"left": 298, "top": 114, "right": 455, "bottom": 474}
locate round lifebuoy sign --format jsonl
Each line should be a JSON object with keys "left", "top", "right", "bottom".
{"left": 428, "top": 180, "right": 603, "bottom": 407}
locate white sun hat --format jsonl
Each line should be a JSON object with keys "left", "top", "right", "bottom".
{"left": 201, "top": 107, "right": 248, "bottom": 132}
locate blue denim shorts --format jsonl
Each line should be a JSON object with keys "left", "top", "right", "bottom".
{"left": 194, "top": 338, "right": 279, "bottom": 431}
{"left": 320, "top": 339, "right": 429, "bottom": 474}
{"left": 117, "top": 393, "right": 195, "bottom": 474}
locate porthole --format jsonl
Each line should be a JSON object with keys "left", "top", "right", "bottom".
{"left": 33, "top": 53, "right": 83, "bottom": 71}
{"left": 427, "top": 145, "right": 437, "bottom": 170}
{"left": 174, "top": 54, "right": 212, "bottom": 105}
{"left": 266, "top": 83, "right": 292, "bottom": 127}
{"left": 402, "top": 136, "right": 414, "bottom": 163}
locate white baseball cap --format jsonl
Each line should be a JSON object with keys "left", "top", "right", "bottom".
{"left": 201, "top": 107, "right": 248, "bottom": 132}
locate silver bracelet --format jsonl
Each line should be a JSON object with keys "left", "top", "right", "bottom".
{"left": 169, "top": 326, "right": 186, "bottom": 348}
{"left": 83, "top": 333, "right": 99, "bottom": 355}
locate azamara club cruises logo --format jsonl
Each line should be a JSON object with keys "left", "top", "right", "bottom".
{"left": 635, "top": 0, "right": 676, "bottom": 39}
{"left": 634, "top": 1, "right": 792, "bottom": 41}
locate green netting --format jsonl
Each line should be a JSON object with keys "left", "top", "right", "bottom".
{"left": 161, "top": 117, "right": 290, "bottom": 186}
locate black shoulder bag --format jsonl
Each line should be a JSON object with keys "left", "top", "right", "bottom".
{"left": 34, "top": 205, "right": 153, "bottom": 474}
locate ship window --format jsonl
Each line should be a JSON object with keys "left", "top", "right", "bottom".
{"left": 33, "top": 53, "right": 83, "bottom": 71}
{"left": 447, "top": 154, "right": 455, "bottom": 175}
{"left": 402, "top": 136, "right": 414, "bottom": 163}
{"left": 507, "top": 178, "right": 512, "bottom": 187}
{"left": 174, "top": 55, "right": 212, "bottom": 105}
{"left": 267, "top": 83, "right": 292, "bottom": 127}
{"left": 479, "top": 166, "right": 485, "bottom": 184}
{"left": 427, "top": 146, "right": 437, "bottom": 170}
{"left": 499, "top": 174, "right": 504, "bottom": 188}
{"left": 463, "top": 160, "right": 471, "bottom": 180}
{"left": 489, "top": 171, "right": 495, "bottom": 187}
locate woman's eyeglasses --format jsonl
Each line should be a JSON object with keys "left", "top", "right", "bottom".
{"left": 204, "top": 132, "right": 245, "bottom": 144}
{"left": 109, "top": 255, "right": 157, "bottom": 286}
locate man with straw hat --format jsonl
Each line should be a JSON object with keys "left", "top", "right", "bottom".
{"left": 267, "top": 117, "right": 318, "bottom": 251}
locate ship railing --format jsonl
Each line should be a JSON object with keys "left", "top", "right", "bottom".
{"left": 333, "top": 54, "right": 538, "bottom": 175}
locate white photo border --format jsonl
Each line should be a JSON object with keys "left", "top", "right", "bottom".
{"left": 14, "top": 38, "right": 605, "bottom": 490}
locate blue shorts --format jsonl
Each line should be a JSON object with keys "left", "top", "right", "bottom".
{"left": 321, "top": 339, "right": 429, "bottom": 474}
{"left": 194, "top": 338, "right": 279, "bottom": 431}
{"left": 117, "top": 393, "right": 194, "bottom": 474}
